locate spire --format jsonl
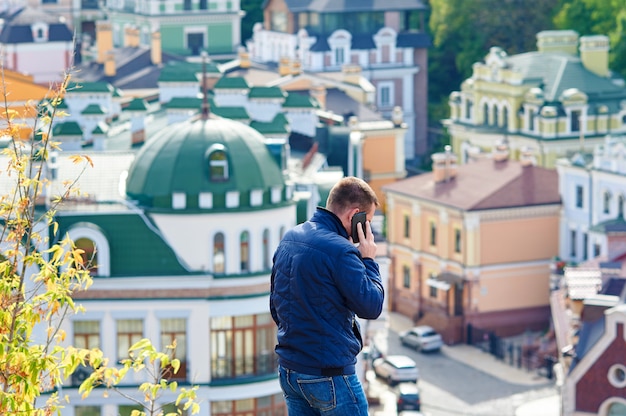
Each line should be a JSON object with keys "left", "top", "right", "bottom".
{"left": 201, "top": 51, "right": 210, "bottom": 119}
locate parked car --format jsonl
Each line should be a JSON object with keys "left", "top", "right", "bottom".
{"left": 399, "top": 325, "right": 444, "bottom": 352}
{"left": 395, "top": 382, "right": 421, "bottom": 412}
{"left": 372, "top": 355, "right": 419, "bottom": 384}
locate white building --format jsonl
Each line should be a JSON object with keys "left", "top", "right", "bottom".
{"left": 556, "top": 135, "right": 626, "bottom": 264}
{"left": 50, "top": 114, "right": 296, "bottom": 415}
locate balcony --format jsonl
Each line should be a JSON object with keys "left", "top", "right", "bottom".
{"left": 211, "top": 353, "right": 278, "bottom": 385}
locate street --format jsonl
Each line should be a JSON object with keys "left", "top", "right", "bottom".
{"left": 368, "top": 324, "right": 559, "bottom": 416}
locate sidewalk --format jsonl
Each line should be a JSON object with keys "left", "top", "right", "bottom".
{"left": 381, "top": 312, "right": 561, "bottom": 415}
{"left": 387, "top": 312, "right": 551, "bottom": 386}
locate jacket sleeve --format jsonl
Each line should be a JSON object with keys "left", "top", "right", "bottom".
{"left": 334, "top": 249, "right": 384, "bottom": 320}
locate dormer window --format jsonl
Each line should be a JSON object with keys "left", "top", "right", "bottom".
{"left": 206, "top": 144, "right": 229, "bottom": 182}
{"left": 32, "top": 22, "right": 49, "bottom": 42}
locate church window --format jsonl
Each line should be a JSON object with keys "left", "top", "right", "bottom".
{"left": 206, "top": 145, "right": 229, "bottom": 182}
{"left": 240, "top": 231, "right": 250, "bottom": 272}
{"left": 213, "top": 232, "right": 225, "bottom": 274}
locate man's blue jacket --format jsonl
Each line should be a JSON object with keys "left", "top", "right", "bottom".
{"left": 270, "top": 207, "right": 384, "bottom": 376}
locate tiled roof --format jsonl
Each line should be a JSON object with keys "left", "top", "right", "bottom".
{"left": 278, "top": 0, "right": 428, "bottom": 12}
{"left": 81, "top": 104, "right": 106, "bottom": 115}
{"left": 56, "top": 210, "right": 189, "bottom": 277}
{"left": 382, "top": 157, "right": 561, "bottom": 210}
{"left": 248, "top": 86, "right": 286, "bottom": 99}
{"left": 53, "top": 121, "right": 83, "bottom": 136}
{"left": 123, "top": 98, "right": 148, "bottom": 112}
{"left": 250, "top": 118, "right": 289, "bottom": 134}
{"left": 212, "top": 106, "right": 249, "bottom": 120}
{"left": 165, "top": 97, "right": 204, "bottom": 110}
{"left": 397, "top": 32, "right": 432, "bottom": 48}
{"left": 505, "top": 52, "right": 626, "bottom": 107}
{"left": 283, "top": 92, "right": 318, "bottom": 108}
{"left": 214, "top": 76, "right": 249, "bottom": 89}
{"left": 0, "top": 7, "right": 73, "bottom": 43}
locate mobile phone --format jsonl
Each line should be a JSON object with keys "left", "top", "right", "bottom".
{"left": 351, "top": 211, "right": 367, "bottom": 243}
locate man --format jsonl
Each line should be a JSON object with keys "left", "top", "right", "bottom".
{"left": 270, "top": 176, "right": 384, "bottom": 415}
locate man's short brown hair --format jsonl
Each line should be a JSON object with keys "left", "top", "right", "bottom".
{"left": 326, "top": 176, "right": 379, "bottom": 214}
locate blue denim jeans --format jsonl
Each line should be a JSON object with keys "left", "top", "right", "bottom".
{"left": 278, "top": 365, "right": 369, "bottom": 416}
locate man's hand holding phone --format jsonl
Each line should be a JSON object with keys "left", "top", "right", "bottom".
{"left": 351, "top": 211, "right": 377, "bottom": 259}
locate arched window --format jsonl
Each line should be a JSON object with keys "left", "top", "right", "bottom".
{"left": 483, "top": 103, "right": 489, "bottom": 125}
{"left": 240, "top": 231, "right": 250, "bottom": 272}
{"left": 502, "top": 107, "right": 509, "bottom": 129}
{"left": 206, "top": 144, "right": 229, "bottom": 182}
{"left": 619, "top": 195, "right": 625, "bottom": 218}
{"left": 213, "top": 233, "right": 225, "bottom": 274}
{"left": 75, "top": 237, "right": 98, "bottom": 274}
{"left": 262, "top": 229, "right": 270, "bottom": 270}
{"left": 604, "top": 191, "right": 612, "bottom": 214}
{"left": 465, "top": 100, "right": 473, "bottom": 120}
{"left": 493, "top": 105, "right": 499, "bottom": 127}
{"left": 67, "top": 223, "right": 110, "bottom": 277}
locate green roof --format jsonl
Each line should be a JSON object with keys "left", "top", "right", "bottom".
{"left": 124, "top": 98, "right": 148, "bottom": 112}
{"left": 165, "top": 97, "right": 217, "bottom": 111}
{"left": 214, "top": 76, "right": 249, "bottom": 90}
{"left": 67, "top": 81, "right": 115, "bottom": 94}
{"left": 250, "top": 118, "right": 289, "bottom": 135}
{"left": 53, "top": 121, "right": 83, "bottom": 136}
{"left": 126, "top": 117, "right": 285, "bottom": 212}
{"left": 158, "top": 61, "right": 221, "bottom": 83}
{"left": 56, "top": 212, "right": 189, "bottom": 277}
{"left": 81, "top": 104, "right": 106, "bottom": 115}
{"left": 248, "top": 86, "right": 286, "bottom": 99}
{"left": 212, "top": 106, "right": 249, "bottom": 120}
{"left": 283, "top": 92, "right": 318, "bottom": 108}
{"left": 92, "top": 122, "right": 108, "bottom": 134}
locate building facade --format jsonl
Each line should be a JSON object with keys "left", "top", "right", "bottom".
{"left": 103, "top": 0, "right": 242, "bottom": 56}
{"left": 383, "top": 146, "right": 561, "bottom": 344}
{"left": 246, "top": 0, "right": 430, "bottom": 163}
{"left": 45, "top": 115, "right": 294, "bottom": 416}
{"left": 447, "top": 30, "right": 626, "bottom": 169}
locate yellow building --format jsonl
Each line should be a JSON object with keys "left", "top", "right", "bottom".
{"left": 0, "top": 69, "right": 51, "bottom": 139}
{"left": 446, "top": 30, "right": 626, "bottom": 168}
{"left": 382, "top": 146, "right": 561, "bottom": 343}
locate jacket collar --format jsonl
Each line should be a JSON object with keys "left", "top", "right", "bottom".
{"left": 312, "top": 207, "right": 349, "bottom": 239}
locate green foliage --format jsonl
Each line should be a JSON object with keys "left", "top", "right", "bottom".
{"left": 427, "top": 0, "right": 560, "bottom": 111}
{"left": 241, "top": 0, "right": 265, "bottom": 43}
{"left": 0, "top": 66, "right": 199, "bottom": 414}
{"left": 0, "top": 69, "right": 96, "bottom": 415}
{"left": 79, "top": 339, "right": 199, "bottom": 416}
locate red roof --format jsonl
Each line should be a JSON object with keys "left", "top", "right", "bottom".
{"left": 383, "top": 158, "right": 561, "bottom": 210}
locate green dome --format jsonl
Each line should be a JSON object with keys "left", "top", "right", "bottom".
{"left": 126, "top": 116, "right": 285, "bottom": 211}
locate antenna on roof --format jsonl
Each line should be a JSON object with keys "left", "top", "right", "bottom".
{"left": 201, "top": 51, "right": 210, "bottom": 120}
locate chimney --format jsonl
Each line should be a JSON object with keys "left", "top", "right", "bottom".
{"left": 151, "top": 31, "right": 162, "bottom": 65}
{"left": 131, "top": 27, "right": 140, "bottom": 47}
{"left": 432, "top": 145, "right": 458, "bottom": 183}
{"left": 124, "top": 26, "right": 133, "bottom": 47}
{"left": 104, "top": 50, "right": 116, "bottom": 77}
{"left": 96, "top": 21, "right": 113, "bottom": 64}
{"left": 238, "top": 46, "right": 251, "bottom": 69}
{"left": 291, "top": 59, "right": 302, "bottom": 75}
{"left": 580, "top": 35, "right": 609, "bottom": 78}
{"left": 492, "top": 139, "right": 509, "bottom": 162}
{"left": 310, "top": 84, "right": 327, "bottom": 109}
{"left": 519, "top": 146, "right": 536, "bottom": 167}
{"left": 536, "top": 30, "right": 579, "bottom": 55}
{"left": 342, "top": 64, "right": 362, "bottom": 85}
{"left": 279, "top": 57, "right": 291, "bottom": 76}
